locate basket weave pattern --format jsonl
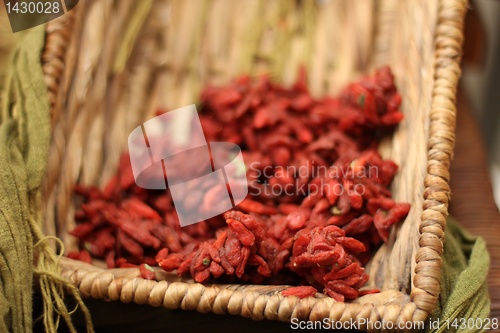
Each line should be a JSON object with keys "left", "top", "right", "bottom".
{"left": 41, "top": 0, "right": 466, "bottom": 329}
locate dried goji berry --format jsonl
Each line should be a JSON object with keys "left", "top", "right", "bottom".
{"left": 226, "top": 219, "right": 255, "bottom": 246}
{"left": 122, "top": 198, "right": 162, "bottom": 221}
{"left": 139, "top": 263, "right": 156, "bottom": 280}
{"left": 117, "top": 230, "right": 144, "bottom": 258}
{"left": 70, "top": 67, "right": 411, "bottom": 302}
{"left": 236, "top": 246, "right": 250, "bottom": 278}
{"left": 69, "top": 223, "right": 94, "bottom": 239}
{"left": 282, "top": 286, "right": 317, "bottom": 299}
{"left": 210, "top": 261, "right": 225, "bottom": 278}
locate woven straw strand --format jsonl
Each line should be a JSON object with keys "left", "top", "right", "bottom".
{"left": 410, "top": 0, "right": 467, "bottom": 317}
{"left": 60, "top": 257, "right": 423, "bottom": 333}
{"left": 42, "top": 9, "right": 74, "bottom": 129}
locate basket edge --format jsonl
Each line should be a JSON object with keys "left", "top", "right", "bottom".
{"left": 410, "top": 0, "right": 467, "bottom": 317}
{"left": 59, "top": 256, "right": 421, "bottom": 327}
{"left": 38, "top": 0, "right": 468, "bottom": 326}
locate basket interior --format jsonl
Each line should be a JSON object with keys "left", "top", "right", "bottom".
{"left": 42, "top": 0, "right": 440, "bottom": 299}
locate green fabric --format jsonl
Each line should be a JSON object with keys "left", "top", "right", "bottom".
{"left": 0, "top": 4, "right": 153, "bottom": 331}
{"left": 0, "top": 22, "right": 97, "bottom": 333}
{"left": 0, "top": 26, "right": 50, "bottom": 333}
{"left": 427, "top": 218, "right": 491, "bottom": 333}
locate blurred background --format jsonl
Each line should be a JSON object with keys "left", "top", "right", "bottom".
{"left": 461, "top": 0, "right": 500, "bottom": 209}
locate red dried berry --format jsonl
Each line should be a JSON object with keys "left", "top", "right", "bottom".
{"left": 282, "top": 286, "right": 317, "bottom": 299}
{"left": 139, "top": 263, "right": 156, "bottom": 280}
{"left": 69, "top": 67, "right": 410, "bottom": 302}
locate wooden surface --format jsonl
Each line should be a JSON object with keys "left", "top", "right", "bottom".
{"left": 449, "top": 89, "right": 500, "bottom": 323}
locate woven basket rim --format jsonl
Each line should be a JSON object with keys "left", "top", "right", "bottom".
{"left": 40, "top": 0, "right": 467, "bottom": 326}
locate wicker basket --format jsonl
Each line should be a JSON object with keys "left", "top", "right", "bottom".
{"left": 41, "top": 0, "right": 466, "bottom": 330}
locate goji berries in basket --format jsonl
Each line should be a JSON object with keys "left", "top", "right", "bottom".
{"left": 69, "top": 66, "right": 411, "bottom": 302}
